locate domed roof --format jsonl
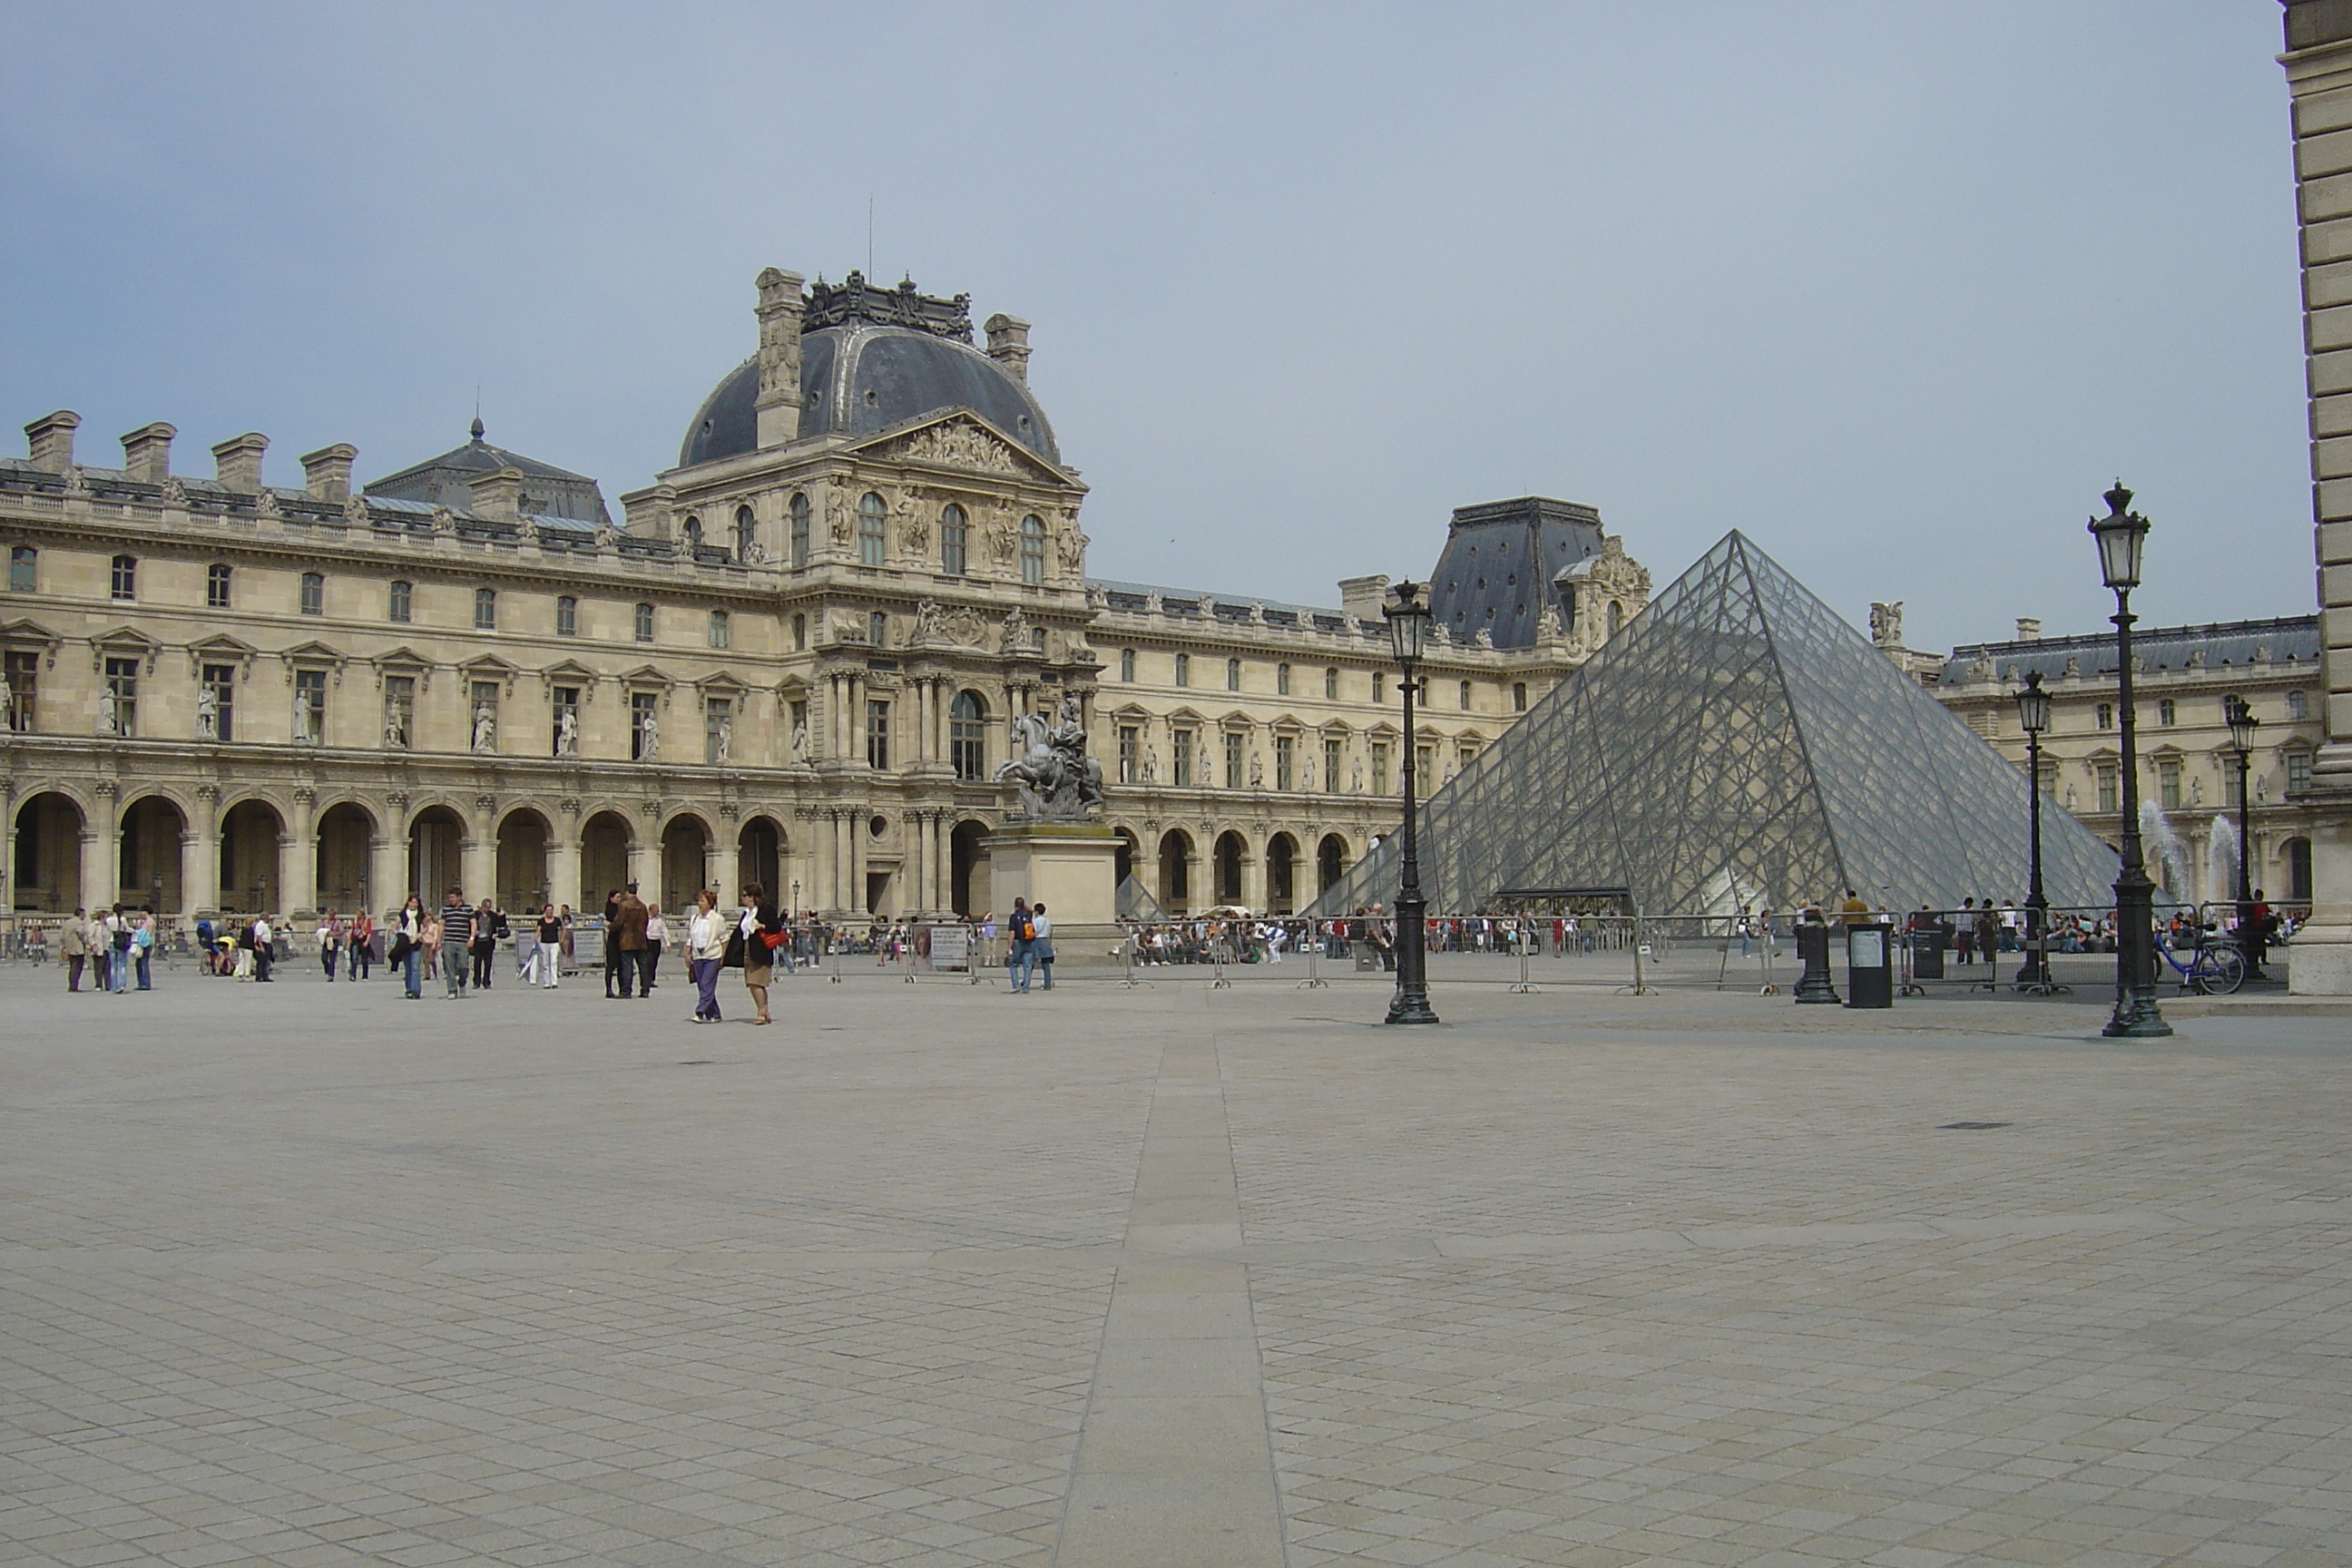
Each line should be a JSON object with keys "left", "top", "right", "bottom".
{"left": 679, "top": 323, "right": 1060, "bottom": 470}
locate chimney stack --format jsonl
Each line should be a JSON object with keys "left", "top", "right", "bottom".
{"left": 1338, "top": 573, "right": 1392, "bottom": 621}
{"left": 984, "top": 314, "right": 1033, "bottom": 384}
{"left": 2015, "top": 616, "right": 2043, "bottom": 642}
{"left": 212, "top": 432, "right": 268, "bottom": 493}
{"left": 24, "top": 410, "right": 80, "bottom": 474}
{"left": 121, "top": 423, "right": 176, "bottom": 485}
{"left": 753, "top": 266, "right": 807, "bottom": 450}
{"left": 467, "top": 466, "right": 524, "bottom": 522}
{"left": 300, "top": 443, "right": 358, "bottom": 501}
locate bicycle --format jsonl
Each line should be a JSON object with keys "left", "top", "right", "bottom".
{"left": 2158, "top": 931, "right": 2245, "bottom": 995}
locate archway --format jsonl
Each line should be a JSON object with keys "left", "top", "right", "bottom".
{"left": 407, "top": 805, "right": 464, "bottom": 906}
{"left": 1266, "top": 832, "right": 1299, "bottom": 915}
{"left": 951, "top": 818, "right": 990, "bottom": 915}
{"left": 496, "top": 808, "right": 551, "bottom": 914}
{"left": 581, "top": 810, "right": 632, "bottom": 909}
{"left": 12, "top": 791, "right": 84, "bottom": 912}
{"left": 119, "top": 795, "right": 187, "bottom": 913}
{"left": 660, "top": 814, "right": 712, "bottom": 915}
{"left": 315, "top": 802, "right": 375, "bottom": 916}
{"left": 1318, "top": 833, "right": 1348, "bottom": 894}
{"left": 1159, "top": 828, "right": 1194, "bottom": 916}
{"left": 738, "top": 815, "right": 783, "bottom": 901}
{"left": 1214, "top": 830, "right": 1248, "bottom": 906}
{"left": 220, "top": 799, "right": 286, "bottom": 914}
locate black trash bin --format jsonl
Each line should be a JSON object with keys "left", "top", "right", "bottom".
{"left": 1845, "top": 922, "right": 1895, "bottom": 1009}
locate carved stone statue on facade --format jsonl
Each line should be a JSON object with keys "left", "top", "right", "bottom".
{"left": 638, "top": 710, "right": 659, "bottom": 758}
{"left": 825, "top": 488, "right": 851, "bottom": 547}
{"left": 995, "top": 694, "right": 1104, "bottom": 822}
{"left": 98, "top": 685, "right": 119, "bottom": 736}
{"left": 2063, "top": 655, "right": 2082, "bottom": 680}
{"left": 1868, "top": 601, "right": 1905, "bottom": 649}
{"left": 1350, "top": 758, "right": 1364, "bottom": 794}
{"left": 789, "top": 718, "right": 810, "bottom": 766}
{"left": 1535, "top": 602, "right": 1563, "bottom": 643}
{"left": 472, "top": 704, "right": 496, "bottom": 753}
{"left": 196, "top": 683, "right": 218, "bottom": 740}
{"left": 0, "top": 670, "right": 11, "bottom": 731}
{"left": 913, "top": 599, "right": 947, "bottom": 644}
{"left": 1248, "top": 751, "right": 1264, "bottom": 789}
{"left": 1142, "top": 745, "right": 1160, "bottom": 785}
{"left": 1001, "top": 608, "right": 1033, "bottom": 654}
{"left": 556, "top": 707, "right": 579, "bottom": 757}
{"left": 1056, "top": 524, "right": 1086, "bottom": 574}
{"left": 384, "top": 702, "right": 408, "bottom": 750}
{"left": 715, "top": 715, "right": 733, "bottom": 766}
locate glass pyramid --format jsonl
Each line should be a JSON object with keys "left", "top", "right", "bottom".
{"left": 1308, "top": 531, "right": 2120, "bottom": 919}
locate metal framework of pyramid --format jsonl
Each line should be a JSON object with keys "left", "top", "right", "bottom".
{"left": 1307, "top": 531, "right": 2120, "bottom": 919}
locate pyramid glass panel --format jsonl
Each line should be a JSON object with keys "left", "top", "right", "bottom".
{"left": 1308, "top": 533, "right": 2120, "bottom": 918}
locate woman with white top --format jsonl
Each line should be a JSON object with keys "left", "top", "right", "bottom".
{"left": 686, "top": 890, "right": 727, "bottom": 1023}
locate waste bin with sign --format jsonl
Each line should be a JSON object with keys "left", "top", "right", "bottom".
{"left": 1845, "top": 921, "right": 1894, "bottom": 1008}
{"left": 1910, "top": 918, "right": 1945, "bottom": 980}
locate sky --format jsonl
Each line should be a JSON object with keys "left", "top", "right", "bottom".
{"left": 0, "top": 1, "right": 2312, "bottom": 654}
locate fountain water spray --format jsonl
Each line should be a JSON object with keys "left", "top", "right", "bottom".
{"left": 2209, "top": 815, "right": 2240, "bottom": 910}
{"left": 2139, "top": 799, "right": 2190, "bottom": 901}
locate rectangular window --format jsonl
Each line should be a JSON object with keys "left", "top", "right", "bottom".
{"left": 2096, "top": 702, "right": 2112, "bottom": 730}
{"left": 1275, "top": 733, "right": 1295, "bottom": 791}
{"left": 474, "top": 587, "right": 496, "bottom": 629}
{"left": 866, "top": 699, "right": 890, "bottom": 770}
{"left": 789, "top": 495, "right": 810, "bottom": 567}
{"left": 388, "top": 580, "right": 412, "bottom": 622}
{"left": 1173, "top": 730, "right": 1195, "bottom": 788}
{"left": 634, "top": 602, "right": 654, "bottom": 642}
{"left": 706, "top": 696, "right": 733, "bottom": 765}
{"left": 1512, "top": 681, "right": 1528, "bottom": 712}
{"left": 709, "top": 609, "right": 730, "bottom": 650}
{"left": 1174, "top": 653, "right": 1191, "bottom": 688}
{"left": 2223, "top": 766, "right": 2241, "bottom": 808}
{"left": 299, "top": 572, "right": 324, "bottom": 616}
{"left": 1118, "top": 724, "right": 1140, "bottom": 784}
{"left": 103, "top": 656, "right": 138, "bottom": 737}
{"left": 294, "top": 669, "right": 326, "bottom": 744}
{"left": 1324, "top": 667, "right": 1339, "bottom": 701}
{"left": 1371, "top": 740, "right": 1391, "bottom": 797}
{"left": 1416, "top": 743, "right": 1436, "bottom": 787}
{"left": 867, "top": 610, "right": 887, "bottom": 648}
{"left": 201, "top": 662, "right": 236, "bottom": 742}
{"left": 4, "top": 649, "right": 36, "bottom": 732}
{"left": 2288, "top": 690, "right": 2309, "bottom": 720}
{"left": 1323, "top": 737, "right": 1341, "bottom": 793}
{"left": 940, "top": 506, "right": 967, "bottom": 576}
{"left": 1120, "top": 649, "right": 1136, "bottom": 682}
{"left": 556, "top": 594, "right": 578, "bottom": 636}
{"left": 2035, "top": 759, "right": 2057, "bottom": 799}
{"left": 2288, "top": 750, "right": 2313, "bottom": 794}
{"left": 6, "top": 544, "right": 34, "bottom": 593}
{"left": 792, "top": 612, "right": 807, "bottom": 651}
{"left": 206, "top": 563, "right": 230, "bottom": 608}
{"left": 470, "top": 680, "right": 499, "bottom": 751}
{"left": 553, "top": 685, "right": 580, "bottom": 755}
{"left": 2096, "top": 764, "right": 2119, "bottom": 814}
{"left": 383, "top": 675, "right": 414, "bottom": 750}
{"left": 2159, "top": 698, "right": 2177, "bottom": 727}
{"left": 2157, "top": 759, "right": 2181, "bottom": 809}
{"left": 1226, "top": 657, "right": 1241, "bottom": 692}
{"left": 1459, "top": 680, "right": 1473, "bottom": 710}
{"left": 1019, "top": 515, "right": 1045, "bottom": 584}
{"left": 858, "top": 496, "right": 887, "bottom": 568}
{"left": 632, "top": 691, "right": 659, "bottom": 760}
{"left": 111, "top": 555, "right": 136, "bottom": 601}
{"left": 1224, "top": 732, "right": 1245, "bottom": 790}
{"left": 1277, "top": 662, "right": 1291, "bottom": 697}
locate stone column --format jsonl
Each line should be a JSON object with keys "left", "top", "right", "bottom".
{"left": 368, "top": 836, "right": 399, "bottom": 920}
{"left": 1242, "top": 837, "right": 1267, "bottom": 916}
{"left": 189, "top": 785, "right": 221, "bottom": 914}
{"left": 176, "top": 829, "right": 199, "bottom": 920}
{"left": 626, "top": 828, "right": 653, "bottom": 895}
{"left": 83, "top": 781, "right": 120, "bottom": 910}
{"left": 0, "top": 782, "right": 15, "bottom": 913}
{"left": 287, "top": 787, "right": 318, "bottom": 917}
{"left": 831, "top": 809, "right": 850, "bottom": 908}
{"left": 848, "top": 807, "right": 867, "bottom": 913}
{"left": 848, "top": 674, "right": 867, "bottom": 767}
{"left": 2285, "top": 3, "right": 2352, "bottom": 992}
{"left": 550, "top": 802, "right": 583, "bottom": 916}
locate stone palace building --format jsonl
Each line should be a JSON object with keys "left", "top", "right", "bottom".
{"left": 2, "top": 268, "right": 1653, "bottom": 925}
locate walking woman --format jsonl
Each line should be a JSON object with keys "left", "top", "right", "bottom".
{"left": 739, "top": 881, "right": 779, "bottom": 1025}
{"left": 350, "top": 907, "right": 375, "bottom": 980}
{"left": 391, "top": 895, "right": 426, "bottom": 999}
{"left": 316, "top": 911, "right": 343, "bottom": 981}
{"left": 533, "top": 905, "right": 562, "bottom": 988}
{"left": 687, "top": 889, "right": 726, "bottom": 1023}
{"left": 642, "top": 905, "right": 667, "bottom": 993}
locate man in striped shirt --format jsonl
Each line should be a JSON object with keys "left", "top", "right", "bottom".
{"left": 439, "top": 889, "right": 475, "bottom": 999}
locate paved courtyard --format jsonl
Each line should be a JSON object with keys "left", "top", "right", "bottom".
{"left": 4, "top": 956, "right": 2349, "bottom": 1568}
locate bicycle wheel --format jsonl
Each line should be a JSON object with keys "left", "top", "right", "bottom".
{"left": 2197, "top": 948, "right": 2246, "bottom": 995}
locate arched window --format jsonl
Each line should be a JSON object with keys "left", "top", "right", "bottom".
{"left": 1277, "top": 662, "right": 1291, "bottom": 696}
{"left": 205, "top": 563, "right": 230, "bottom": 608}
{"left": 388, "top": 580, "right": 412, "bottom": 622}
{"left": 1459, "top": 680, "right": 1473, "bottom": 710}
{"left": 1119, "top": 648, "right": 1136, "bottom": 681}
{"left": 633, "top": 602, "right": 654, "bottom": 642}
{"left": 950, "top": 690, "right": 988, "bottom": 780}
{"left": 1174, "top": 652, "right": 1191, "bottom": 688}
{"left": 474, "top": 587, "right": 497, "bottom": 629}
{"left": 300, "top": 573, "right": 325, "bottom": 616}
{"left": 1019, "top": 514, "right": 1046, "bottom": 584}
{"left": 868, "top": 610, "right": 887, "bottom": 647}
{"left": 682, "top": 515, "right": 702, "bottom": 554}
{"left": 789, "top": 492, "right": 810, "bottom": 567}
{"left": 111, "top": 554, "right": 137, "bottom": 601}
{"left": 940, "top": 503, "right": 968, "bottom": 576}
{"left": 858, "top": 493, "right": 887, "bottom": 566}
{"left": 1606, "top": 601, "right": 1623, "bottom": 635}
{"left": 1325, "top": 667, "right": 1339, "bottom": 700}
{"left": 734, "top": 505, "right": 756, "bottom": 561}
{"left": 555, "top": 594, "right": 578, "bottom": 636}
{"left": 1226, "top": 657, "right": 1242, "bottom": 692}
{"left": 1512, "top": 681, "right": 1528, "bottom": 712}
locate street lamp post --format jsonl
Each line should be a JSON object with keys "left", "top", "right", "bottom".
{"left": 2014, "top": 670, "right": 2055, "bottom": 989}
{"left": 2088, "top": 482, "right": 2171, "bottom": 1038}
{"left": 2225, "top": 693, "right": 2266, "bottom": 981}
{"left": 1382, "top": 581, "right": 1440, "bottom": 1025}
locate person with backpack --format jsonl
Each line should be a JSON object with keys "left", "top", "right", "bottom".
{"left": 1005, "top": 897, "right": 1037, "bottom": 993}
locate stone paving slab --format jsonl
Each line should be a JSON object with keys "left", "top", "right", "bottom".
{"left": 2, "top": 962, "right": 2347, "bottom": 1565}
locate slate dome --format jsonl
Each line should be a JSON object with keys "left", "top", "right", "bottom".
{"left": 680, "top": 323, "right": 1060, "bottom": 470}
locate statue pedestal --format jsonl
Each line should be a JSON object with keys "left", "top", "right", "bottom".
{"left": 986, "top": 821, "right": 1118, "bottom": 926}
